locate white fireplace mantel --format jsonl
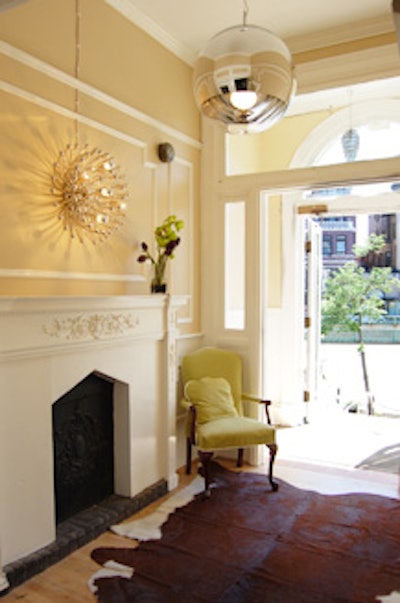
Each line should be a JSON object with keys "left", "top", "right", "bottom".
{"left": 0, "top": 295, "right": 186, "bottom": 585}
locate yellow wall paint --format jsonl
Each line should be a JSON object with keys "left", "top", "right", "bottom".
{"left": 0, "top": 0, "right": 201, "bottom": 333}
{"left": 0, "top": 0, "right": 75, "bottom": 73}
{"left": 81, "top": 0, "right": 199, "bottom": 138}
{"left": 227, "top": 110, "right": 332, "bottom": 175}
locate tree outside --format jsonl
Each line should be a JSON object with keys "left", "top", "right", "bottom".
{"left": 321, "top": 234, "right": 399, "bottom": 415}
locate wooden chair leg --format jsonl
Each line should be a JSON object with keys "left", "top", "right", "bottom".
{"left": 185, "top": 437, "right": 192, "bottom": 474}
{"left": 267, "top": 443, "right": 279, "bottom": 491}
{"left": 237, "top": 448, "right": 244, "bottom": 467}
{"left": 198, "top": 451, "right": 214, "bottom": 496}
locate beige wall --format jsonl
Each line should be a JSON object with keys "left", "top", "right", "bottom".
{"left": 227, "top": 110, "right": 331, "bottom": 175}
{"left": 0, "top": 0, "right": 201, "bottom": 334}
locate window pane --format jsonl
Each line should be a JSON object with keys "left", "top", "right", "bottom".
{"left": 225, "top": 201, "right": 245, "bottom": 330}
{"left": 323, "top": 236, "right": 332, "bottom": 256}
{"left": 336, "top": 235, "right": 346, "bottom": 255}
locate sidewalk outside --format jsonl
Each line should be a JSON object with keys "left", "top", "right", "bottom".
{"left": 319, "top": 343, "right": 400, "bottom": 417}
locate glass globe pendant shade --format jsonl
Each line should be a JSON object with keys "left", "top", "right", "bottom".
{"left": 341, "top": 128, "right": 360, "bottom": 162}
{"left": 193, "top": 24, "right": 295, "bottom": 134}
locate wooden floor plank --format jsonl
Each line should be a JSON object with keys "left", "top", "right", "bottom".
{"left": 1, "top": 466, "right": 196, "bottom": 602}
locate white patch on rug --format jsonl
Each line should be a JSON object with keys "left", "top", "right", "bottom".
{"left": 88, "top": 476, "right": 204, "bottom": 594}
{"left": 376, "top": 592, "right": 400, "bottom": 602}
{"left": 88, "top": 560, "right": 134, "bottom": 594}
{"left": 111, "top": 475, "right": 204, "bottom": 541}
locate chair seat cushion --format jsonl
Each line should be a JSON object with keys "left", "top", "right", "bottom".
{"left": 196, "top": 416, "right": 276, "bottom": 450}
{"left": 184, "top": 377, "right": 238, "bottom": 424}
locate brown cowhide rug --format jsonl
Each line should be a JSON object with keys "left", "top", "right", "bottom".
{"left": 91, "top": 462, "right": 400, "bottom": 603}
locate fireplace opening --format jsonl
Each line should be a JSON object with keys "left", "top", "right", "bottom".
{"left": 52, "top": 372, "right": 114, "bottom": 524}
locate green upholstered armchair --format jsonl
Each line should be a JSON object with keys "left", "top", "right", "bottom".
{"left": 181, "top": 347, "right": 278, "bottom": 495}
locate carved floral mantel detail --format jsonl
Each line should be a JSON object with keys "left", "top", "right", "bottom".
{"left": 42, "top": 312, "right": 139, "bottom": 341}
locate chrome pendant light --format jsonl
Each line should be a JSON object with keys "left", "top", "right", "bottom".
{"left": 193, "top": 1, "right": 295, "bottom": 134}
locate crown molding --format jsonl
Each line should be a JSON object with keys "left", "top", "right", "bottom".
{"left": 287, "top": 14, "right": 396, "bottom": 54}
{"left": 105, "top": 0, "right": 196, "bottom": 65}
{"left": 294, "top": 44, "right": 400, "bottom": 95}
{"left": 105, "top": 3, "right": 395, "bottom": 68}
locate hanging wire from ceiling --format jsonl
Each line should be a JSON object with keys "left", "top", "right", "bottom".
{"left": 50, "top": 0, "right": 128, "bottom": 244}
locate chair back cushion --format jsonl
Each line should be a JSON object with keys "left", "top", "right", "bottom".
{"left": 181, "top": 347, "right": 243, "bottom": 415}
{"left": 184, "top": 377, "right": 238, "bottom": 424}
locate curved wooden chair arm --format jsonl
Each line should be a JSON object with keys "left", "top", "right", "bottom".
{"left": 242, "top": 394, "right": 273, "bottom": 424}
{"left": 259, "top": 400, "right": 272, "bottom": 424}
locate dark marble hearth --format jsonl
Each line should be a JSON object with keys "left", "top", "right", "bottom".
{"left": 2, "top": 479, "right": 168, "bottom": 593}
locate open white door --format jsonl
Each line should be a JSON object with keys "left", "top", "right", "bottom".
{"left": 303, "top": 218, "right": 323, "bottom": 423}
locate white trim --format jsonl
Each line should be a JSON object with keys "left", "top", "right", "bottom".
{"left": 216, "top": 156, "right": 400, "bottom": 196}
{"left": 174, "top": 156, "right": 195, "bottom": 325}
{"left": 104, "top": 0, "right": 196, "bottom": 66}
{"left": 176, "top": 331, "right": 204, "bottom": 341}
{"left": 287, "top": 76, "right": 400, "bottom": 118}
{"left": 294, "top": 44, "right": 400, "bottom": 95}
{"left": 0, "top": 41, "right": 201, "bottom": 149}
{"left": 0, "top": 268, "right": 144, "bottom": 283}
{"left": 0, "top": 80, "right": 147, "bottom": 150}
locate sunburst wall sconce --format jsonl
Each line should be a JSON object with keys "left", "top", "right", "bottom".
{"left": 50, "top": 0, "right": 128, "bottom": 244}
{"left": 193, "top": 0, "right": 295, "bottom": 134}
{"left": 51, "top": 143, "right": 128, "bottom": 244}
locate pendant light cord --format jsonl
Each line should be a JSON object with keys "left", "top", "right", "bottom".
{"left": 74, "top": 0, "right": 81, "bottom": 144}
{"left": 242, "top": 0, "right": 249, "bottom": 29}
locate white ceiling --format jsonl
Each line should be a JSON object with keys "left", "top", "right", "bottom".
{"left": 108, "top": 0, "right": 395, "bottom": 64}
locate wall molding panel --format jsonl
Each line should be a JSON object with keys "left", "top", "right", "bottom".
{"left": 0, "top": 268, "right": 144, "bottom": 283}
{"left": 0, "top": 80, "right": 148, "bottom": 152}
{"left": 0, "top": 42, "right": 198, "bottom": 320}
{"left": 0, "top": 41, "right": 202, "bottom": 149}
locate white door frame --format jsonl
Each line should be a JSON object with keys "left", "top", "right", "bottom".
{"left": 202, "top": 119, "right": 400, "bottom": 433}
